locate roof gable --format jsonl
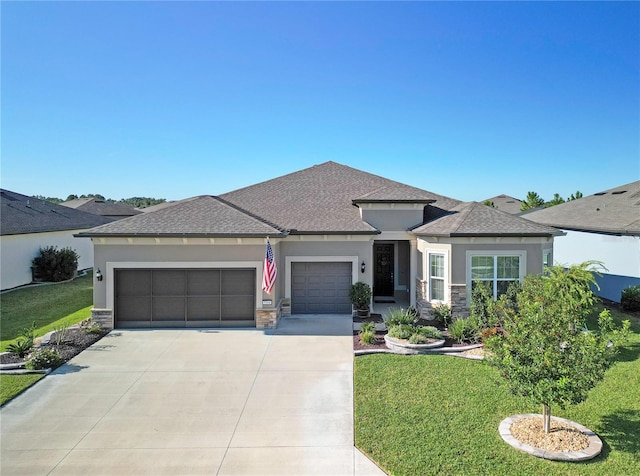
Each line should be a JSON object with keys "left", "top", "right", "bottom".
{"left": 1, "top": 189, "right": 112, "bottom": 236}
{"left": 523, "top": 181, "right": 640, "bottom": 235}
{"left": 412, "top": 201, "right": 563, "bottom": 237}
{"left": 482, "top": 194, "right": 523, "bottom": 214}
{"left": 77, "top": 196, "right": 283, "bottom": 237}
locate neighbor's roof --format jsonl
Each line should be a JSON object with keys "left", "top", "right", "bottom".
{"left": 61, "top": 197, "right": 142, "bottom": 218}
{"left": 523, "top": 181, "right": 640, "bottom": 235}
{"left": 76, "top": 196, "right": 284, "bottom": 238}
{"left": 1, "top": 189, "right": 112, "bottom": 236}
{"left": 482, "top": 194, "right": 523, "bottom": 214}
{"left": 220, "top": 161, "right": 461, "bottom": 233}
{"left": 412, "top": 201, "right": 563, "bottom": 237}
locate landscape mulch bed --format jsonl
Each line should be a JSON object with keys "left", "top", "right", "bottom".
{"left": 0, "top": 328, "right": 109, "bottom": 366}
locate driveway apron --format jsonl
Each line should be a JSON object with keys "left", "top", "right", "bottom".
{"left": 0, "top": 316, "right": 385, "bottom": 475}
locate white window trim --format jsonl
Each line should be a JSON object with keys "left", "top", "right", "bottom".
{"left": 284, "top": 256, "right": 360, "bottom": 300}
{"left": 465, "top": 250, "right": 526, "bottom": 300}
{"left": 427, "top": 251, "right": 448, "bottom": 303}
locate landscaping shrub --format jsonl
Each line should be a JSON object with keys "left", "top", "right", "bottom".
{"left": 387, "top": 324, "right": 413, "bottom": 340}
{"left": 32, "top": 246, "right": 79, "bottom": 282}
{"left": 470, "top": 281, "right": 493, "bottom": 326}
{"left": 408, "top": 334, "right": 428, "bottom": 344}
{"left": 416, "top": 326, "right": 442, "bottom": 340}
{"left": 621, "top": 284, "right": 640, "bottom": 312}
{"left": 80, "top": 318, "right": 104, "bottom": 334}
{"left": 25, "top": 348, "right": 62, "bottom": 370}
{"left": 360, "top": 329, "right": 376, "bottom": 345}
{"left": 449, "top": 316, "right": 482, "bottom": 344}
{"left": 431, "top": 303, "right": 452, "bottom": 328}
{"left": 359, "top": 322, "right": 376, "bottom": 345}
{"left": 384, "top": 309, "right": 417, "bottom": 328}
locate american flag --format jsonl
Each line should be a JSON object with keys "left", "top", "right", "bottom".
{"left": 262, "top": 238, "right": 277, "bottom": 295}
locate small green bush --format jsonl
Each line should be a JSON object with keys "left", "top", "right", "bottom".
{"left": 26, "top": 349, "right": 62, "bottom": 370}
{"left": 360, "top": 329, "right": 376, "bottom": 345}
{"left": 409, "top": 334, "right": 428, "bottom": 344}
{"left": 80, "top": 318, "right": 103, "bottom": 335}
{"left": 384, "top": 309, "right": 417, "bottom": 328}
{"left": 32, "top": 246, "right": 79, "bottom": 282}
{"left": 449, "top": 316, "right": 482, "bottom": 344}
{"left": 621, "top": 284, "right": 640, "bottom": 312}
{"left": 416, "top": 326, "right": 443, "bottom": 340}
{"left": 360, "top": 321, "right": 376, "bottom": 333}
{"left": 349, "top": 282, "right": 372, "bottom": 309}
{"left": 431, "top": 304, "right": 452, "bottom": 328}
{"left": 387, "top": 324, "right": 413, "bottom": 340}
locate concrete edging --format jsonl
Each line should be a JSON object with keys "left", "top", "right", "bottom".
{"left": 498, "top": 414, "right": 603, "bottom": 461}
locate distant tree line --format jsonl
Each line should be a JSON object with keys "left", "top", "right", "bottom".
{"left": 520, "top": 190, "right": 582, "bottom": 211}
{"left": 483, "top": 190, "right": 583, "bottom": 211}
{"left": 33, "top": 194, "right": 166, "bottom": 209}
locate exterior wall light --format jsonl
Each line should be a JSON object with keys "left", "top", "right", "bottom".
{"left": 361, "top": 261, "right": 366, "bottom": 273}
{"left": 95, "top": 268, "right": 103, "bottom": 282}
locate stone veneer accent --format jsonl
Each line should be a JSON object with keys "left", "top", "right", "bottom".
{"left": 415, "top": 279, "right": 469, "bottom": 319}
{"left": 256, "top": 298, "right": 291, "bottom": 329}
{"left": 91, "top": 308, "right": 114, "bottom": 329}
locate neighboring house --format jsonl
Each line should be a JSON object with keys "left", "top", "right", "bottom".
{"left": 482, "top": 194, "right": 523, "bottom": 214}
{"left": 61, "top": 197, "right": 142, "bottom": 220}
{"left": 524, "top": 181, "right": 640, "bottom": 302}
{"left": 0, "top": 190, "right": 111, "bottom": 290}
{"left": 77, "top": 162, "right": 562, "bottom": 329}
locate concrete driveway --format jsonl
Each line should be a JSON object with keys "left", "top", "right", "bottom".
{"left": 1, "top": 316, "right": 385, "bottom": 475}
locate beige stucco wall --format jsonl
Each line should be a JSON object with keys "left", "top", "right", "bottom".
{"left": 1, "top": 230, "right": 95, "bottom": 290}
{"left": 91, "top": 235, "right": 374, "bottom": 311}
{"left": 361, "top": 209, "right": 423, "bottom": 231}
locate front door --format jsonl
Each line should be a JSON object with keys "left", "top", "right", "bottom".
{"left": 374, "top": 243, "right": 394, "bottom": 296}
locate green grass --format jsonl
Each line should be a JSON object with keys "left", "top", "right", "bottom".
{"left": 0, "top": 374, "right": 44, "bottom": 406}
{"left": 354, "top": 305, "right": 640, "bottom": 475}
{"left": 0, "top": 273, "right": 94, "bottom": 351}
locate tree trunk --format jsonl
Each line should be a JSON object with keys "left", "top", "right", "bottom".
{"left": 542, "top": 404, "right": 551, "bottom": 433}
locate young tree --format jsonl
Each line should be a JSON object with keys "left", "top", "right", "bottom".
{"left": 520, "top": 191, "right": 545, "bottom": 211}
{"left": 568, "top": 191, "right": 583, "bottom": 201}
{"left": 485, "top": 262, "right": 630, "bottom": 433}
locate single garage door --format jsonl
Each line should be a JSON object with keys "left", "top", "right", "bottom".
{"left": 115, "top": 268, "right": 255, "bottom": 328}
{"left": 291, "top": 262, "right": 352, "bottom": 314}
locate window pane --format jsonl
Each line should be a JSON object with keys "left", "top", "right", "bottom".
{"left": 431, "top": 278, "right": 444, "bottom": 301}
{"left": 430, "top": 254, "right": 444, "bottom": 278}
{"left": 497, "top": 256, "right": 519, "bottom": 279}
{"left": 471, "top": 256, "right": 494, "bottom": 279}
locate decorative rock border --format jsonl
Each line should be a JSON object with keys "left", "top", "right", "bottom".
{"left": 384, "top": 334, "right": 446, "bottom": 354}
{"left": 498, "top": 414, "right": 602, "bottom": 461}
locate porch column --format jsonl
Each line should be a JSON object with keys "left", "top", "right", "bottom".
{"left": 409, "top": 238, "right": 417, "bottom": 307}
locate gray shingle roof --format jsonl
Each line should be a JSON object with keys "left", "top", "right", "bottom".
{"left": 220, "top": 161, "right": 461, "bottom": 233}
{"left": 61, "top": 198, "right": 142, "bottom": 217}
{"left": 482, "top": 194, "right": 523, "bottom": 214}
{"left": 412, "top": 201, "right": 563, "bottom": 237}
{"left": 76, "top": 196, "right": 284, "bottom": 237}
{"left": 523, "top": 181, "right": 640, "bottom": 235}
{"left": 1, "top": 189, "right": 112, "bottom": 236}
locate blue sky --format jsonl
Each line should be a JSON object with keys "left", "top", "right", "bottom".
{"left": 2, "top": 1, "right": 638, "bottom": 203}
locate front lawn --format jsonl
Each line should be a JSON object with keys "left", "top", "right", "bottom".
{"left": 354, "top": 305, "right": 640, "bottom": 475}
{"left": 0, "top": 273, "right": 94, "bottom": 351}
{"left": 0, "top": 374, "right": 44, "bottom": 406}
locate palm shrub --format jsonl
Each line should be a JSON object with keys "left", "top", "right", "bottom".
{"left": 383, "top": 308, "right": 417, "bottom": 328}
{"left": 448, "top": 316, "right": 482, "bottom": 344}
{"left": 6, "top": 324, "right": 35, "bottom": 358}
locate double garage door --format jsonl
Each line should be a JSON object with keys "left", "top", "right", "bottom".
{"left": 115, "top": 269, "right": 255, "bottom": 328}
{"left": 291, "top": 262, "right": 352, "bottom": 314}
